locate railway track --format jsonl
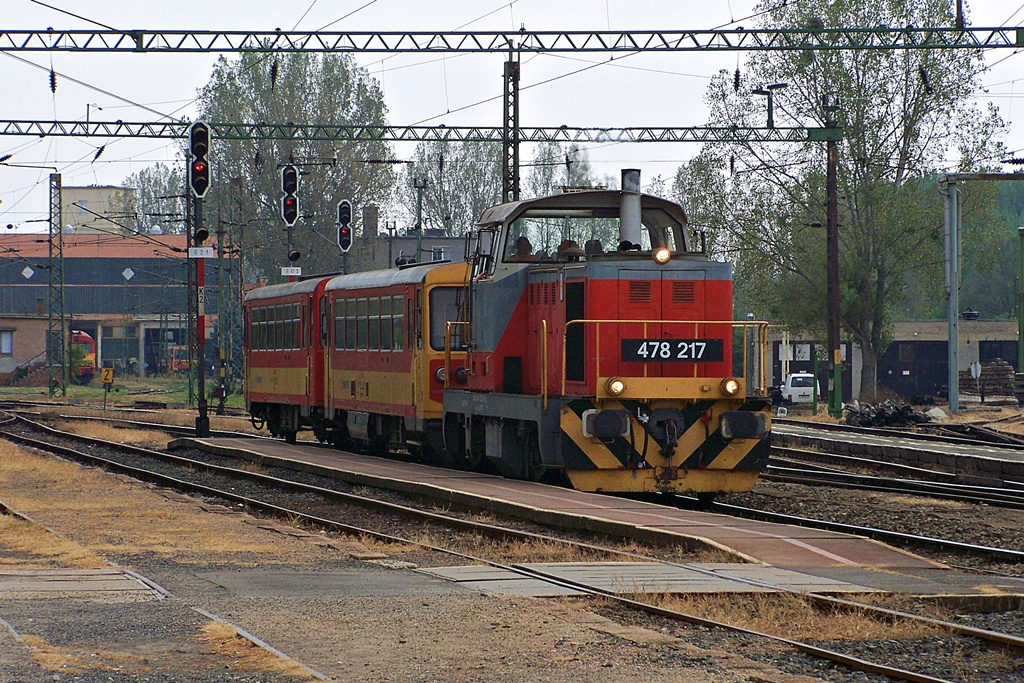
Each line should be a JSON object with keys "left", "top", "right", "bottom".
{"left": 709, "top": 498, "right": 1024, "bottom": 564}
{"left": 765, "top": 459, "right": 1024, "bottom": 509}
{"left": 11, "top": 406, "right": 1024, "bottom": 564}
{"left": 774, "top": 417, "right": 1024, "bottom": 450}
{"left": 2, "top": 413, "right": 1024, "bottom": 682}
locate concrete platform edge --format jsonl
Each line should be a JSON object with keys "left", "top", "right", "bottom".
{"left": 170, "top": 438, "right": 758, "bottom": 562}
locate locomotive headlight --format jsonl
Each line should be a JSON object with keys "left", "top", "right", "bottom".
{"left": 435, "top": 366, "right": 446, "bottom": 383}
{"left": 720, "top": 377, "right": 741, "bottom": 396}
{"left": 653, "top": 247, "right": 671, "bottom": 264}
{"left": 605, "top": 377, "right": 626, "bottom": 396}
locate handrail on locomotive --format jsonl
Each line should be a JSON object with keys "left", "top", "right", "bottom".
{"left": 443, "top": 320, "right": 471, "bottom": 389}
{"left": 445, "top": 317, "right": 770, "bottom": 400}
{"left": 560, "top": 318, "right": 769, "bottom": 398}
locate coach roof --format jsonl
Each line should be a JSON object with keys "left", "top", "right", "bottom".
{"left": 244, "top": 274, "right": 329, "bottom": 302}
{"left": 324, "top": 260, "right": 448, "bottom": 293}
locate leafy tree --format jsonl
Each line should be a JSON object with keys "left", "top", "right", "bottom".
{"left": 958, "top": 180, "right": 1024, "bottom": 319}
{"left": 675, "top": 0, "right": 1005, "bottom": 396}
{"left": 395, "top": 140, "right": 502, "bottom": 238}
{"left": 117, "top": 162, "right": 187, "bottom": 235}
{"left": 194, "top": 50, "right": 394, "bottom": 279}
{"left": 519, "top": 142, "right": 617, "bottom": 254}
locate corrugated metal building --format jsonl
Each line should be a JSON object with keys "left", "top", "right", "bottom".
{"left": 0, "top": 232, "right": 224, "bottom": 376}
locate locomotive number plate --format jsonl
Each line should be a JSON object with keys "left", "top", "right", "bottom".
{"left": 621, "top": 339, "right": 724, "bottom": 362}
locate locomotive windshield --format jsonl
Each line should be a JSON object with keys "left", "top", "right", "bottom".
{"left": 501, "top": 208, "right": 683, "bottom": 263}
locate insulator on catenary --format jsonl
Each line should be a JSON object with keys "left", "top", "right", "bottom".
{"left": 49, "top": 68, "right": 57, "bottom": 94}
{"left": 734, "top": 67, "right": 740, "bottom": 92}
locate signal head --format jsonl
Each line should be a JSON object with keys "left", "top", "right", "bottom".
{"left": 188, "top": 121, "right": 212, "bottom": 199}
{"left": 194, "top": 225, "right": 210, "bottom": 243}
{"left": 287, "top": 249, "right": 301, "bottom": 262}
{"left": 189, "top": 122, "right": 210, "bottom": 158}
{"left": 337, "top": 199, "right": 352, "bottom": 227}
{"left": 281, "top": 195, "right": 298, "bottom": 226}
{"left": 338, "top": 225, "right": 353, "bottom": 252}
{"left": 281, "top": 165, "right": 298, "bottom": 195}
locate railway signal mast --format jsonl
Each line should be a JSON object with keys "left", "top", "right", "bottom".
{"left": 188, "top": 121, "right": 212, "bottom": 437}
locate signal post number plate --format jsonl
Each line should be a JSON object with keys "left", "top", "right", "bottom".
{"left": 621, "top": 338, "right": 724, "bottom": 362}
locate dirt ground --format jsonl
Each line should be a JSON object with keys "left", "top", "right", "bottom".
{"left": 0, "top": 439, "right": 821, "bottom": 682}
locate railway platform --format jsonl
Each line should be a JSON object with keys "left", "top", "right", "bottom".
{"left": 173, "top": 436, "right": 1024, "bottom": 600}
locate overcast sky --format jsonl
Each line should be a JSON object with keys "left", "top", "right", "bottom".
{"left": 2, "top": 0, "right": 1022, "bottom": 231}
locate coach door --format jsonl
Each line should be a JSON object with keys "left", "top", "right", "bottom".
{"left": 319, "top": 294, "right": 330, "bottom": 413}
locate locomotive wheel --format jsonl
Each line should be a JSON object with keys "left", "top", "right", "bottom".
{"left": 462, "top": 420, "right": 485, "bottom": 471}
{"left": 522, "top": 423, "right": 546, "bottom": 482}
{"left": 438, "top": 413, "right": 465, "bottom": 469}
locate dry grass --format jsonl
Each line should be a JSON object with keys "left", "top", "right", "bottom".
{"left": 236, "top": 459, "right": 268, "bottom": 474}
{"left": 196, "top": 621, "right": 315, "bottom": 679}
{"left": 42, "top": 405, "right": 259, "bottom": 435}
{"left": 355, "top": 533, "right": 426, "bottom": 555}
{"left": 22, "top": 634, "right": 140, "bottom": 674}
{"left": 944, "top": 406, "right": 1021, "bottom": 425}
{"left": 0, "top": 440, "right": 292, "bottom": 560}
{"left": 55, "top": 420, "right": 172, "bottom": 449}
{"left": 786, "top": 411, "right": 841, "bottom": 424}
{"left": 886, "top": 494, "right": 967, "bottom": 509}
{"left": 0, "top": 514, "right": 107, "bottom": 569}
{"left": 396, "top": 527, "right": 649, "bottom": 565}
{"left": 618, "top": 592, "right": 948, "bottom": 642}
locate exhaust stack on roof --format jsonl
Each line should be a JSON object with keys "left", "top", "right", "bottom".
{"left": 619, "top": 168, "right": 641, "bottom": 246}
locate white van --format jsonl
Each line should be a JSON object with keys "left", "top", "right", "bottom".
{"left": 778, "top": 373, "right": 819, "bottom": 404}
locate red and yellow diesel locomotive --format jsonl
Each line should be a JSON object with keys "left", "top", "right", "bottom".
{"left": 244, "top": 175, "right": 771, "bottom": 496}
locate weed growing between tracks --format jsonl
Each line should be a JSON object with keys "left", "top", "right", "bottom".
{"left": 20, "top": 634, "right": 142, "bottom": 675}
{"left": 0, "top": 441, "right": 299, "bottom": 562}
{"left": 606, "top": 592, "right": 948, "bottom": 642}
{"left": 197, "top": 621, "right": 316, "bottom": 680}
{"left": 350, "top": 527, "right": 646, "bottom": 566}
{"left": 0, "top": 513, "right": 106, "bottom": 570}
{"left": 55, "top": 419, "right": 173, "bottom": 450}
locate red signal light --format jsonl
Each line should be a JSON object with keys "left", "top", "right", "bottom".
{"left": 281, "top": 194, "right": 298, "bottom": 226}
{"left": 338, "top": 225, "right": 353, "bottom": 252}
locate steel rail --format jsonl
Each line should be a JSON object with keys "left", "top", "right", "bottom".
{"left": 710, "top": 500, "right": 1024, "bottom": 563}
{"left": 1, "top": 27, "right": 1021, "bottom": 53}
{"left": 45, "top": 413, "right": 261, "bottom": 440}
{"left": 18, "top": 407, "right": 1024, "bottom": 557}
{"left": 1, "top": 416, "right": 1009, "bottom": 682}
{"left": 771, "top": 444, "right": 1023, "bottom": 489}
{"left": 765, "top": 462, "right": 1024, "bottom": 508}
{"left": 774, "top": 417, "right": 1024, "bottom": 452}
